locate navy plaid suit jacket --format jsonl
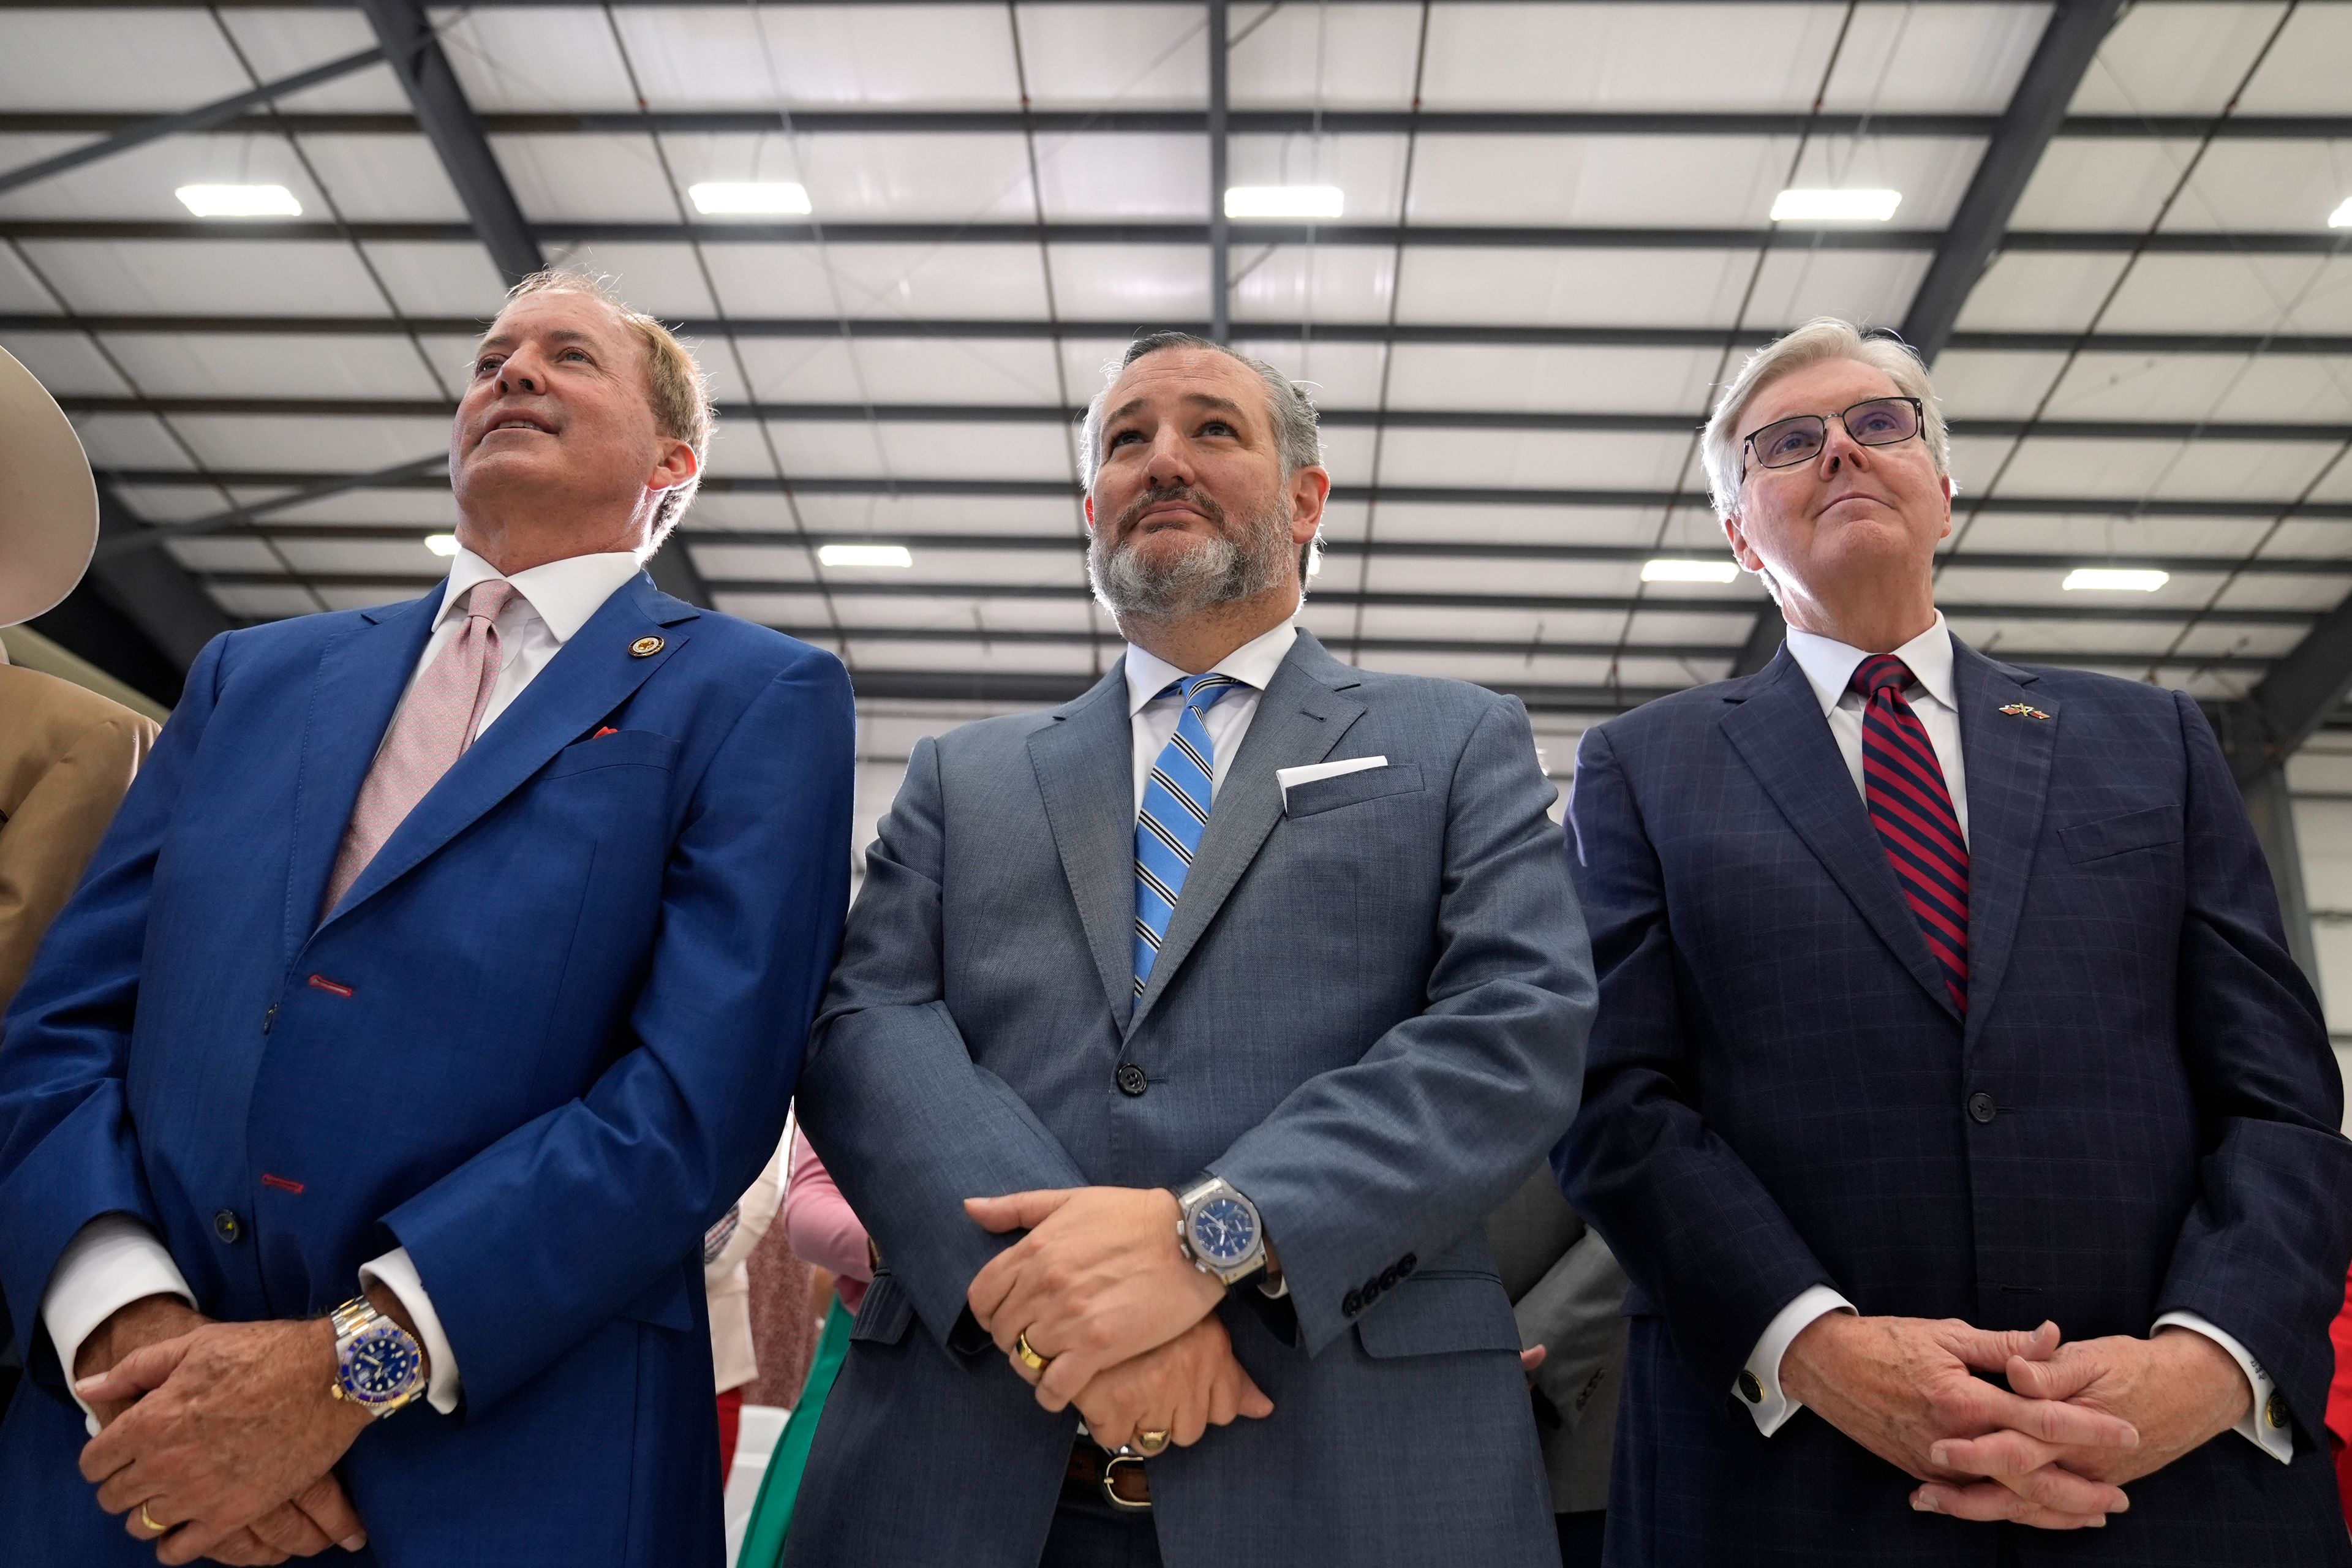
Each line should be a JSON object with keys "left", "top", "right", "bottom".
{"left": 1556, "top": 638, "right": 2352, "bottom": 1566}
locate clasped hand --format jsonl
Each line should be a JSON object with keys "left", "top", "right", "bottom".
{"left": 964, "top": 1186, "right": 1272, "bottom": 1450}
{"left": 73, "top": 1295, "right": 372, "bottom": 1566}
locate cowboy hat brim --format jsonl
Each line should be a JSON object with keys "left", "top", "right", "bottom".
{"left": 0, "top": 343, "right": 99, "bottom": 628}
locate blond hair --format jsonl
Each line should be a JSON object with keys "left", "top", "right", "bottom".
{"left": 493, "top": 271, "right": 713, "bottom": 540}
{"left": 1700, "top": 318, "right": 1950, "bottom": 521}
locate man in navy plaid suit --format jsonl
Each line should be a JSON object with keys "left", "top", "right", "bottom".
{"left": 1557, "top": 317, "right": 2352, "bottom": 1564}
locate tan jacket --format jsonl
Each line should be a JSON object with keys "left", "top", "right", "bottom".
{"left": 0, "top": 665, "right": 159, "bottom": 1012}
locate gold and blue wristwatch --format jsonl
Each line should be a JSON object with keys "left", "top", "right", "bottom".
{"left": 328, "top": 1295, "right": 425, "bottom": 1418}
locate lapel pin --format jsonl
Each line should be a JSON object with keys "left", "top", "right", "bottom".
{"left": 1998, "top": 702, "right": 2051, "bottom": 721}
{"left": 629, "top": 635, "right": 664, "bottom": 658}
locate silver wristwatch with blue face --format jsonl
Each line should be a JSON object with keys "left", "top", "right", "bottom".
{"left": 1170, "top": 1172, "right": 1265, "bottom": 1286}
{"left": 329, "top": 1296, "right": 424, "bottom": 1418}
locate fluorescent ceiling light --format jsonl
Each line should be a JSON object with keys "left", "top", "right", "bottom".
{"left": 1641, "top": 557, "right": 1740, "bottom": 584}
{"left": 2331, "top": 196, "right": 2352, "bottom": 229}
{"left": 1224, "top": 185, "right": 1345, "bottom": 221}
{"left": 423, "top": 533, "right": 459, "bottom": 557}
{"left": 175, "top": 184, "right": 302, "bottom": 218}
{"left": 2062, "top": 567, "right": 2168, "bottom": 592}
{"left": 818, "top": 543, "right": 913, "bottom": 569}
{"left": 1770, "top": 188, "right": 1902, "bottom": 223}
{"left": 689, "top": 182, "right": 812, "bottom": 216}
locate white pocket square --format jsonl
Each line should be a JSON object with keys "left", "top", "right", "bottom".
{"left": 1277, "top": 756, "right": 1389, "bottom": 809}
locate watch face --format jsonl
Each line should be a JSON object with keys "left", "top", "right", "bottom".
{"left": 344, "top": 1325, "right": 421, "bottom": 1404}
{"left": 1189, "top": 1194, "right": 1258, "bottom": 1265}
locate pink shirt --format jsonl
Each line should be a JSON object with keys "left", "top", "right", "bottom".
{"left": 783, "top": 1133, "right": 872, "bottom": 1313}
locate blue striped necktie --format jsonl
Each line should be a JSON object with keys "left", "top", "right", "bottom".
{"left": 1851, "top": 654, "right": 1969, "bottom": 1011}
{"left": 1134, "top": 673, "right": 1244, "bottom": 997}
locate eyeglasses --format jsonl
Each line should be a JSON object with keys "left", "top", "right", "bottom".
{"left": 1741, "top": 396, "right": 1925, "bottom": 475}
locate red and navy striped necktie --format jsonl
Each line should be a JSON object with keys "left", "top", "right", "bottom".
{"left": 1851, "top": 654, "right": 1969, "bottom": 1011}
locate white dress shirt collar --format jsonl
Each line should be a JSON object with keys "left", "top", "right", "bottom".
{"left": 435, "top": 546, "right": 644, "bottom": 644}
{"left": 1122, "top": 617, "right": 1301, "bottom": 716}
{"left": 1784, "top": 611, "right": 1957, "bottom": 715}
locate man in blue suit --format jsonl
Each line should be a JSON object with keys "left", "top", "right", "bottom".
{"left": 1558, "top": 318, "right": 2352, "bottom": 1564}
{"left": 0, "top": 273, "right": 854, "bottom": 1567}
{"left": 785, "top": 332, "right": 1594, "bottom": 1566}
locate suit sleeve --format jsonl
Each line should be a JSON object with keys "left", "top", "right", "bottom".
{"left": 1553, "top": 722, "right": 1838, "bottom": 1404}
{"left": 2154, "top": 690, "right": 2352, "bottom": 1446}
{"left": 381, "top": 646, "right": 856, "bottom": 1412}
{"left": 0, "top": 635, "right": 228, "bottom": 1386}
{"left": 791, "top": 733, "right": 1090, "bottom": 1350}
{"left": 1211, "top": 695, "right": 1596, "bottom": 1355}
{"left": 0, "top": 709, "right": 157, "bottom": 1010}
{"left": 1516, "top": 1226, "right": 1632, "bottom": 1435}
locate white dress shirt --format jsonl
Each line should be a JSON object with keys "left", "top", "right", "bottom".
{"left": 42, "top": 546, "right": 643, "bottom": 1430}
{"left": 1124, "top": 617, "right": 1300, "bottom": 815}
{"left": 1740, "top": 614, "right": 2286, "bottom": 1463}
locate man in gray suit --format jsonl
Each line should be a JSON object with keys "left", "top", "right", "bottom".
{"left": 1488, "top": 1170, "right": 1631, "bottom": 1565}
{"left": 785, "top": 331, "right": 1594, "bottom": 1567}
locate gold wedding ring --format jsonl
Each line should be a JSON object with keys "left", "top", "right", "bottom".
{"left": 1014, "top": 1331, "right": 1051, "bottom": 1374}
{"left": 1135, "top": 1428, "right": 1171, "bottom": 1457}
{"left": 137, "top": 1504, "right": 166, "bottom": 1537}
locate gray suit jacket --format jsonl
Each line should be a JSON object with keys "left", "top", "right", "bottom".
{"left": 1487, "top": 1169, "right": 1629, "bottom": 1516}
{"left": 786, "top": 631, "right": 1595, "bottom": 1567}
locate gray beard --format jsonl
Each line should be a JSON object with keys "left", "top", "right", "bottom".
{"left": 1087, "top": 491, "right": 1294, "bottom": 622}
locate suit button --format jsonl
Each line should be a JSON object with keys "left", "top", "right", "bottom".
{"left": 214, "top": 1210, "right": 243, "bottom": 1243}
{"left": 1115, "top": 1064, "right": 1148, "bottom": 1097}
{"left": 1738, "top": 1370, "right": 1763, "bottom": 1404}
{"left": 1967, "top": 1092, "right": 1997, "bottom": 1124}
{"left": 1397, "top": 1254, "right": 1416, "bottom": 1278}
{"left": 1378, "top": 1266, "right": 1399, "bottom": 1291}
{"left": 1342, "top": 1290, "right": 1363, "bottom": 1317}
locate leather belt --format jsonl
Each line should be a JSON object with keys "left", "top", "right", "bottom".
{"left": 1065, "top": 1442, "right": 1152, "bottom": 1511}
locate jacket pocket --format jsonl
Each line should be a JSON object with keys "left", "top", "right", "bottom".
{"left": 1284, "top": 762, "right": 1425, "bottom": 820}
{"left": 1354, "top": 1270, "right": 1521, "bottom": 1359}
{"left": 849, "top": 1270, "right": 914, "bottom": 1345}
{"left": 2059, "top": 804, "right": 2180, "bottom": 865}
{"left": 545, "top": 729, "right": 680, "bottom": 779}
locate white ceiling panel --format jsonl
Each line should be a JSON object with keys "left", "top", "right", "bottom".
{"left": 97, "top": 332, "right": 453, "bottom": 401}
{"left": 827, "top": 591, "right": 1094, "bottom": 633}
{"left": 1395, "top": 247, "right": 1758, "bottom": 327}
{"left": 1942, "top": 512, "right": 2277, "bottom": 559}
{"left": 1950, "top": 251, "right": 2133, "bottom": 333}
{"left": 1033, "top": 134, "right": 1208, "bottom": 221}
{"left": 265, "top": 488, "right": 460, "bottom": 527}
{"left": 1360, "top": 553, "right": 1646, "bottom": 597}
{"left": 1913, "top": 348, "right": 2071, "bottom": 420}
{"left": 211, "top": 582, "right": 329, "bottom": 620}
{"left": 2239, "top": 6, "right": 2352, "bottom": 115}
{"left": 1953, "top": 433, "right": 2339, "bottom": 503}
{"left": 2158, "top": 142, "right": 2352, "bottom": 235}
{"left": 695, "top": 489, "right": 1081, "bottom": 533}
{"left": 735, "top": 334, "right": 1069, "bottom": 406}
{"left": 1370, "top": 427, "right": 1698, "bottom": 490}
{"left": 1376, "top": 343, "right": 1732, "bottom": 416}
{"left": 16, "top": 238, "right": 390, "bottom": 315}
{"left": 434, "top": 8, "right": 639, "bottom": 113}
{"left": 111, "top": 483, "right": 286, "bottom": 524}
{"left": 1421, "top": 4, "right": 1858, "bottom": 114}
{"left": 497, "top": 134, "right": 685, "bottom": 223}
{"left": 168, "top": 412, "right": 451, "bottom": 473}
{"left": 702, "top": 243, "right": 1049, "bottom": 319}
{"left": 1231, "top": 337, "right": 1391, "bottom": 408}
{"left": 742, "top": 418, "right": 1069, "bottom": 481}
{"left": 1229, "top": 243, "right": 1396, "bottom": 324}
{"left": 164, "top": 535, "right": 284, "bottom": 575}
{"left": 2103, "top": 256, "right": 2352, "bottom": 336}
{"left": 2067, "top": 2, "right": 2293, "bottom": 118}
{"left": 543, "top": 241, "right": 718, "bottom": 317}
{"left": 66, "top": 410, "right": 190, "bottom": 470}
{"left": 0, "top": 331, "right": 131, "bottom": 398}
{"left": 2043, "top": 352, "right": 2352, "bottom": 425}
{"left": 359, "top": 241, "right": 511, "bottom": 318}
{"left": 1229, "top": 4, "right": 1425, "bottom": 110}
{"left": 605, "top": 6, "right": 1022, "bottom": 108}
{"left": 0, "top": 11, "right": 254, "bottom": 111}
{"left": 666, "top": 132, "right": 1041, "bottom": 222}
{"left": 291, "top": 135, "right": 470, "bottom": 224}
{"left": 1341, "top": 503, "right": 1670, "bottom": 545}
{"left": 1817, "top": 2, "right": 2052, "bottom": 113}
{"left": 263, "top": 537, "right": 459, "bottom": 578}
{"left": 1049, "top": 244, "right": 1212, "bottom": 322}
{"left": 2009, "top": 138, "right": 2201, "bottom": 235}
{"left": 0, "top": 134, "right": 325, "bottom": 221}
{"left": 1012, "top": 4, "right": 1206, "bottom": 109}
{"left": 1227, "top": 134, "right": 1409, "bottom": 225}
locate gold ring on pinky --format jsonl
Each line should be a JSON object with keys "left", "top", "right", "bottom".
{"left": 1135, "top": 1428, "right": 1171, "bottom": 1457}
{"left": 1014, "top": 1331, "right": 1051, "bottom": 1374}
{"left": 138, "top": 1504, "right": 166, "bottom": 1537}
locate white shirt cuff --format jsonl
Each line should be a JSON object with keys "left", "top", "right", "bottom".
{"left": 40, "top": 1215, "right": 196, "bottom": 1437}
{"left": 2154, "top": 1311, "right": 2290, "bottom": 1464}
{"left": 1738, "top": 1284, "right": 1855, "bottom": 1436}
{"left": 358, "top": 1248, "right": 462, "bottom": 1415}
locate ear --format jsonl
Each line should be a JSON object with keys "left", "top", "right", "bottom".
{"left": 646, "top": 434, "right": 698, "bottom": 496}
{"left": 1723, "top": 510, "right": 1766, "bottom": 575}
{"left": 1936, "top": 473, "right": 1955, "bottom": 542}
{"left": 1082, "top": 491, "right": 1096, "bottom": 530}
{"left": 1287, "top": 465, "right": 1331, "bottom": 541}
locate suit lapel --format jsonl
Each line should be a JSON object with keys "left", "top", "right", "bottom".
{"left": 1128, "top": 632, "right": 1366, "bottom": 1038}
{"left": 317, "top": 573, "right": 698, "bottom": 931}
{"left": 1720, "top": 652, "right": 1958, "bottom": 1019}
{"left": 1950, "top": 643, "right": 2057, "bottom": 1045}
{"left": 283, "top": 590, "right": 441, "bottom": 956}
{"left": 1028, "top": 666, "right": 1144, "bottom": 1022}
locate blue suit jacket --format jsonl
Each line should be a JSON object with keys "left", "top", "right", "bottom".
{"left": 1556, "top": 641, "right": 2352, "bottom": 1566}
{"left": 0, "top": 574, "right": 854, "bottom": 1567}
{"left": 785, "top": 633, "right": 1594, "bottom": 1567}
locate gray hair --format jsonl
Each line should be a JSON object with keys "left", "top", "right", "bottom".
{"left": 1700, "top": 317, "right": 1951, "bottom": 521}
{"left": 1077, "top": 332, "right": 1324, "bottom": 491}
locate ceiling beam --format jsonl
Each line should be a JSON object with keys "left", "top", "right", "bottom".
{"left": 0, "top": 43, "right": 394, "bottom": 200}
{"left": 2220, "top": 588, "right": 2352, "bottom": 785}
{"left": 11, "top": 312, "right": 2350, "bottom": 358}
{"left": 13, "top": 108, "right": 2345, "bottom": 139}
{"left": 78, "top": 484, "right": 235, "bottom": 688}
{"left": 1207, "top": 0, "right": 1231, "bottom": 344}
{"left": 185, "top": 568, "right": 2315, "bottom": 626}
{"left": 9, "top": 219, "right": 2333, "bottom": 255}
{"left": 51, "top": 393, "right": 2352, "bottom": 445}
{"left": 1901, "top": 0, "right": 2127, "bottom": 360}
{"left": 98, "top": 466, "right": 2352, "bottom": 521}
{"left": 355, "top": 0, "right": 543, "bottom": 285}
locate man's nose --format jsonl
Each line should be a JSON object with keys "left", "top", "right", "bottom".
{"left": 1144, "top": 429, "right": 1196, "bottom": 488}
{"left": 1817, "top": 420, "right": 1868, "bottom": 474}
{"left": 496, "top": 355, "right": 545, "bottom": 395}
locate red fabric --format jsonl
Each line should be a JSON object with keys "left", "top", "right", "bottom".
{"left": 715, "top": 1387, "right": 744, "bottom": 1479}
{"left": 2326, "top": 1261, "right": 2352, "bottom": 1532}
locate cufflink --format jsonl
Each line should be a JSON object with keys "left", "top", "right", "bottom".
{"left": 1737, "top": 1371, "right": 1764, "bottom": 1404}
{"left": 2266, "top": 1391, "right": 2288, "bottom": 1430}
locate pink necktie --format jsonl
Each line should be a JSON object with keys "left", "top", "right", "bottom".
{"left": 321, "top": 579, "right": 519, "bottom": 918}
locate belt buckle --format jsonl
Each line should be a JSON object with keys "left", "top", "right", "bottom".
{"left": 1099, "top": 1453, "right": 1152, "bottom": 1513}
